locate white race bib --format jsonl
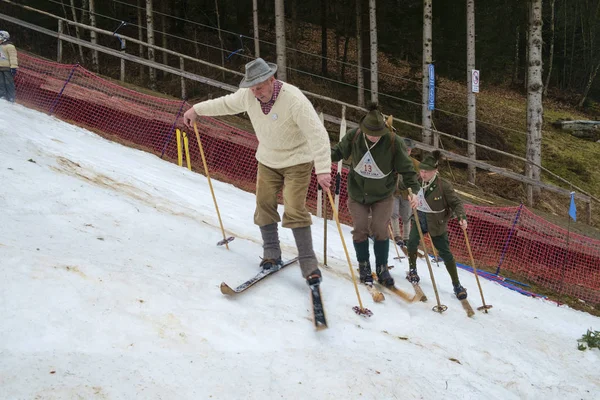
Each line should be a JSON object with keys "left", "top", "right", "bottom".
{"left": 416, "top": 187, "right": 445, "bottom": 214}
{"left": 354, "top": 151, "right": 390, "bottom": 179}
{"left": 353, "top": 135, "right": 390, "bottom": 179}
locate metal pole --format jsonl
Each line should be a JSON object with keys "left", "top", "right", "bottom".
{"left": 160, "top": 99, "right": 187, "bottom": 158}
{"left": 495, "top": 203, "right": 524, "bottom": 275}
{"left": 49, "top": 64, "right": 78, "bottom": 115}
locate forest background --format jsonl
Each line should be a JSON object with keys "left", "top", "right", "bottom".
{"left": 2, "top": 0, "right": 600, "bottom": 233}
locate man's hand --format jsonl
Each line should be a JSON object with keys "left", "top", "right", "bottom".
{"left": 183, "top": 107, "right": 199, "bottom": 129}
{"left": 408, "top": 193, "right": 419, "bottom": 209}
{"left": 316, "top": 173, "right": 331, "bottom": 190}
{"left": 10, "top": 68, "right": 17, "bottom": 77}
{"left": 459, "top": 219, "right": 468, "bottom": 230}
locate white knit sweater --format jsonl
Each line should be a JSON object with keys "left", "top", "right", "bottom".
{"left": 193, "top": 83, "right": 331, "bottom": 174}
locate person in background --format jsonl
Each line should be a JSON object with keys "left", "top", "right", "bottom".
{"left": 331, "top": 103, "right": 419, "bottom": 287}
{"left": 182, "top": 58, "right": 331, "bottom": 288}
{"left": 0, "top": 30, "right": 18, "bottom": 103}
{"left": 391, "top": 138, "right": 420, "bottom": 251}
{"left": 406, "top": 150, "right": 469, "bottom": 300}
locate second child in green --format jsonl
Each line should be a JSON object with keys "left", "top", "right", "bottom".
{"left": 406, "top": 151, "right": 469, "bottom": 300}
{"left": 331, "top": 104, "right": 419, "bottom": 287}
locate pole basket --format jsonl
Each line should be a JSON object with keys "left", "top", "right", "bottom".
{"left": 477, "top": 304, "right": 493, "bottom": 312}
{"left": 352, "top": 306, "right": 373, "bottom": 317}
{"left": 432, "top": 304, "right": 448, "bottom": 313}
{"left": 217, "top": 236, "right": 235, "bottom": 246}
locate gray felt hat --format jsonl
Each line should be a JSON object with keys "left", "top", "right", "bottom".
{"left": 239, "top": 58, "right": 278, "bottom": 88}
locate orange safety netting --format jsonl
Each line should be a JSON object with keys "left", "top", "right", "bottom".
{"left": 13, "top": 53, "right": 600, "bottom": 305}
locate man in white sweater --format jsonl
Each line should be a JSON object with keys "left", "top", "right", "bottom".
{"left": 183, "top": 58, "right": 331, "bottom": 287}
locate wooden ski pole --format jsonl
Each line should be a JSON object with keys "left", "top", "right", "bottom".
{"left": 323, "top": 190, "right": 328, "bottom": 266}
{"left": 193, "top": 122, "right": 233, "bottom": 249}
{"left": 388, "top": 224, "right": 403, "bottom": 264}
{"left": 326, "top": 190, "right": 372, "bottom": 317}
{"left": 428, "top": 233, "right": 441, "bottom": 268}
{"left": 461, "top": 226, "right": 493, "bottom": 312}
{"left": 334, "top": 106, "right": 347, "bottom": 212}
{"left": 316, "top": 112, "right": 325, "bottom": 219}
{"left": 408, "top": 188, "right": 447, "bottom": 313}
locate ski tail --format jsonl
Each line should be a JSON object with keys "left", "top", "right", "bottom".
{"left": 460, "top": 299, "right": 475, "bottom": 317}
{"left": 310, "top": 283, "right": 328, "bottom": 330}
{"left": 220, "top": 257, "right": 299, "bottom": 295}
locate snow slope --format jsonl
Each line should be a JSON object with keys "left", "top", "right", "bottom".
{"left": 0, "top": 102, "right": 598, "bottom": 400}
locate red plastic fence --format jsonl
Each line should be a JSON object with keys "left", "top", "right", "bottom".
{"left": 13, "top": 53, "right": 600, "bottom": 305}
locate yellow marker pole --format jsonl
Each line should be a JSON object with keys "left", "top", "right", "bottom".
{"left": 176, "top": 129, "right": 183, "bottom": 167}
{"left": 183, "top": 131, "right": 192, "bottom": 171}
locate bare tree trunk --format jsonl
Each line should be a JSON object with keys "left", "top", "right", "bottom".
{"left": 568, "top": 1, "right": 577, "bottom": 88}
{"left": 543, "top": 0, "right": 555, "bottom": 96}
{"left": 321, "top": 0, "right": 328, "bottom": 76}
{"left": 146, "top": 0, "right": 157, "bottom": 90}
{"left": 341, "top": 35, "right": 350, "bottom": 82}
{"left": 161, "top": 3, "right": 168, "bottom": 66}
{"left": 69, "top": 0, "right": 85, "bottom": 62}
{"left": 368, "top": 0, "right": 378, "bottom": 103}
{"left": 290, "top": 0, "right": 299, "bottom": 79}
{"left": 578, "top": 0, "right": 600, "bottom": 103}
{"left": 88, "top": 0, "right": 99, "bottom": 72}
{"left": 334, "top": 2, "right": 341, "bottom": 62}
{"left": 356, "top": 0, "right": 365, "bottom": 107}
{"left": 275, "top": 0, "right": 287, "bottom": 81}
{"left": 525, "top": 17, "right": 529, "bottom": 91}
{"left": 578, "top": 59, "right": 600, "bottom": 107}
{"left": 422, "top": 0, "right": 433, "bottom": 145}
{"left": 193, "top": 27, "right": 200, "bottom": 59}
{"left": 137, "top": 0, "right": 145, "bottom": 78}
{"left": 466, "top": 0, "right": 476, "bottom": 184}
{"left": 215, "top": 0, "right": 225, "bottom": 81}
{"left": 58, "top": 1, "right": 78, "bottom": 58}
{"left": 562, "top": 0, "right": 567, "bottom": 89}
{"left": 526, "top": 0, "right": 544, "bottom": 204}
{"left": 253, "top": 0, "right": 260, "bottom": 57}
{"left": 81, "top": 0, "right": 89, "bottom": 24}
{"left": 513, "top": 27, "right": 520, "bottom": 85}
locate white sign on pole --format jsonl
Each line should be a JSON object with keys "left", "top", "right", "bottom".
{"left": 471, "top": 69, "right": 480, "bottom": 93}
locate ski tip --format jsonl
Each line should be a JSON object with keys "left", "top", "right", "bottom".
{"left": 372, "top": 292, "right": 385, "bottom": 303}
{"left": 220, "top": 282, "right": 235, "bottom": 295}
{"left": 315, "top": 323, "right": 328, "bottom": 331}
{"left": 460, "top": 299, "right": 475, "bottom": 317}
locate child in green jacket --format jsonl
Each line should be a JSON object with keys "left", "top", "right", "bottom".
{"left": 331, "top": 104, "right": 419, "bottom": 287}
{"left": 406, "top": 151, "right": 469, "bottom": 299}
